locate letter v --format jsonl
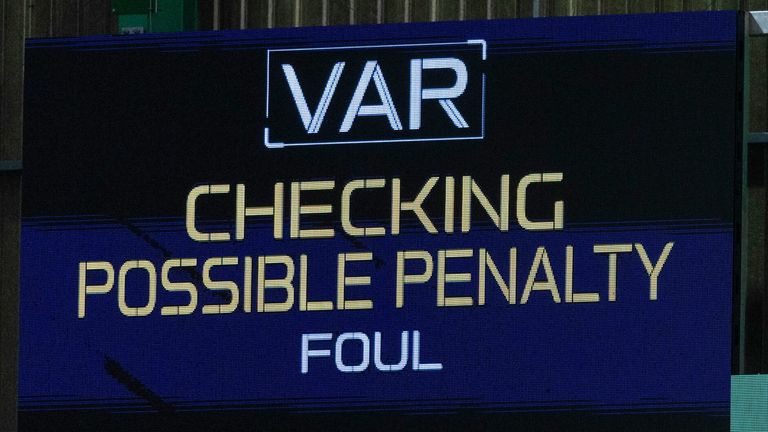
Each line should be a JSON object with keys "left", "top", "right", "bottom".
{"left": 282, "top": 62, "right": 345, "bottom": 134}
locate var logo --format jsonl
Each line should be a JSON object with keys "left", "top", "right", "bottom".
{"left": 265, "top": 40, "right": 486, "bottom": 148}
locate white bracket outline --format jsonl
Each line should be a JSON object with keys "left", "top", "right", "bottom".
{"left": 264, "top": 39, "right": 487, "bottom": 148}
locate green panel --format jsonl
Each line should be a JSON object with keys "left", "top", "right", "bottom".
{"left": 112, "top": 0, "right": 151, "bottom": 15}
{"left": 732, "top": 375, "right": 768, "bottom": 432}
{"left": 183, "top": 0, "right": 198, "bottom": 30}
{"left": 118, "top": 14, "right": 149, "bottom": 34}
{"left": 117, "top": 0, "right": 197, "bottom": 33}
{"left": 151, "top": 0, "right": 183, "bottom": 32}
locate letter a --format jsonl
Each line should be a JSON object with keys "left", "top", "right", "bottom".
{"left": 340, "top": 61, "right": 403, "bottom": 133}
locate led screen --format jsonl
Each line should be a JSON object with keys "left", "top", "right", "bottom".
{"left": 20, "top": 11, "right": 743, "bottom": 431}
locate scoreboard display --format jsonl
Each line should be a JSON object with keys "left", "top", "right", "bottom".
{"left": 20, "top": 11, "right": 743, "bottom": 431}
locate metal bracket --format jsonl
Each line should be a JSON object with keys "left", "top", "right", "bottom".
{"left": 749, "top": 11, "right": 768, "bottom": 36}
{"left": 0, "top": 160, "right": 22, "bottom": 173}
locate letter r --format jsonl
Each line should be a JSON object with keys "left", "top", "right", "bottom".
{"left": 409, "top": 58, "right": 469, "bottom": 130}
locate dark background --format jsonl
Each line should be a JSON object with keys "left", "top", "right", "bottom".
{"left": 19, "top": 11, "right": 741, "bottom": 432}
